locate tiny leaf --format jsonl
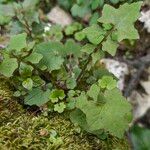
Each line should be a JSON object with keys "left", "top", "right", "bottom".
{"left": 22, "top": 78, "right": 33, "bottom": 90}
{"left": 54, "top": 102, "right": 66, "bottom": 113}
{"left": 98, "top": 76, "right": 117, "bottom": 90}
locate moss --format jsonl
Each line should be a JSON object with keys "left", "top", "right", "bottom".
{"left": 0, "top": 77, "right": 130, "bottom": 150}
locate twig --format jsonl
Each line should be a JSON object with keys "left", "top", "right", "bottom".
{"left": 117, "top": 53, "right": 150, "bottom": 97}
{"left": 124, "top": 64, "right": 145, "bottom": 97}
{"left": 119, "top": 54, "right": 150, "bottom": 68}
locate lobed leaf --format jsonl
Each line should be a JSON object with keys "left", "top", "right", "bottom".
{"left": 76, "top": 88, "right": 132, "bottom": 138}
{"left": 98, "top": 2, "right": 142, "bottom": 41}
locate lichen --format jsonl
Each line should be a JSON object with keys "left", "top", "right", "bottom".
{"left": 0, "top": 77, "right": 130, "bottom": 150}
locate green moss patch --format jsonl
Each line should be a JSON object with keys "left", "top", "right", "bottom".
{"left": 0, "top": 77, "right": 130, "bottom": 150}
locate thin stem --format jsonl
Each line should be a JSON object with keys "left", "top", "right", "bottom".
{"left": 25, "top": 62, "right": 67, "bottom": 90}
{"left": 23, "top": 17, "right": 33, "bottom": 38}
{"left": 12, "top": 53, "right": 67, "bottom": 90}
{"left": 14, "top": 3, "right": 33, "bottom": 38}
{"left": 76, "top": 27, "right": 115, "bottom": 84}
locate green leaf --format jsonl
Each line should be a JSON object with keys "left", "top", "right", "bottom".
{"left": 66, "top": 98, "right": 76, "bottom": 110}
{"left": 50, "top": 24, "right": 62, "bottom": 33}
{"left": 89, "top": 12, "right": 100, "bottom": 25}
{"left": 47, "top": 25, "right": 63, "bottom": 41}
{"left": 98, "top": 76, "right": 117, "bottom": 90}
{"left": 102, "top": 23, "right": 113, "bottom": 31}
{"left": 83, "top": 24, "right": 106, "bottom": 45}
{"left": 70, "top": 109, "right": 89, "bottom": 130}
{"left": 35, "top": 41, "right": 63, "bottom": 55}
{"left": 32, "top": 76, "right": 45, "bottom": 87}
{"left": 24, "top": 52, "right": 43, "bottom": 64}
{"left": 91, "top": 0, "right": 102, "bottom": 10}
{"left": 81, "top": 44, "right": 96, "bottom": 54}
{"left": 67, "top": 90, "right": 76, "bottom": 97}
{"left": 0, "top": 54, "right": 18, "bottom": 77}
{"left": 22, "top": 78, "right": 33, "bottom": 90}
{"left": 19, "top": 62, "right": 33, "bottom": 77}
{"left": 27, "top": 41, "right": 35, "bottom": 51}
{"left": 76, "top": 89, "right": 132, "bottom": 138}
{"left": 24, "top": 88, "right": 50, "bottom": 106}
{"left": 65, "top": 22, "right": 82, "bottom": 35}
{"left": 74, "top": 31, "right": 85, "bottom": 41}
{"left": 54, "top": 102, "right": 66, "bottom": 113}
{"left": 13, "top": 91, "right": 21, "bottom": 97}
{"left": 87, "top": 83, "right": 106, "bottom": 104}
{"left": 8, "top": 33, "right": 27, "bottom": 52}
{"left": 10, "top": 21, "right": 23, "bottom": 35}
{"left": 46, "top": 56, "right": 64, "bottom": 71}
{"left": 24, "top": 9, "right": 39, "bottom": 25}
{"left": 64, "top": 39, "right": 82, "bottom": 57}
{"left": 54, "top": 32, "right": 63, "bottom": 41}
{"left": 102, "top": 36, "right": 118, "bottom": 56}
{"left": 32, "top": 22, "right": 44, "bottom": 35}
{"left": 130, "top": 125, "right": 150, "bottom": 150}
{"left": 71, "top": 4, "right": 91, "bottom": 18}
{"left": 98, "top": 2, "right": 142, "bottom": 41}
{"left": 0, "top": 4, "right": 14, "bottom": 17}
{"left": 111, "top": 31, "right": 118, "bottom": 41}
{"left": 66, "top": 77, "right": 77, "bottom": 89}
{"left": 35, "top": 41, "right": 64, "bottom": 71}
{"left": 0, "top": 15, "right": 11, "bottom": 25}
{"left": 70, "top": 109, "right": 106, "bottom": 139}
{"left": 87, "top": 84, "right": 100, "bottom": 101}
{"left": 49, "top": 89, "right": 65, "bottom": 103}
{"left": 91, "top": 51, "right": 104, "bottom": 65}
{"left": 57, "top": 0, "right": 73, "bottom": 9}
{"left": 110, "top": 0, "right": 119, "bottom": 4}
{"left": 72, "top": 66, "right": 81, "bottom": 78}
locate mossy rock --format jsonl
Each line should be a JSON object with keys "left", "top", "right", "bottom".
{"left": 0, "top": 77, "right": 130, "bottom": 150}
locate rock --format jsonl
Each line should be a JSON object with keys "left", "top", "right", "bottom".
{"left": 47, "top": 6, "right": 73, "bottom": 27}
{"left": 101, "top": 59, "right": 150, "bottom": 126}
{"left": 139, "top": 10, "right": 150, "bottom": 33}
{"left": 130, "top": 68, "right": 150, "bottom": 120}
{"left": 130, "top": 91, "right": 150, "bottom": 120}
